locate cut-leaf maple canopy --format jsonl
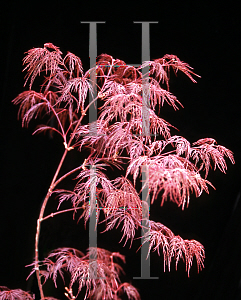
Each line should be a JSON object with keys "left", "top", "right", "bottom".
{"left": 9, "top": 43, "right": 235, "bottom": 299}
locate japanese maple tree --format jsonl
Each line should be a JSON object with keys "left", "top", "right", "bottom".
{"left": 1, "top": 43, "right": 234, "bottom": 299}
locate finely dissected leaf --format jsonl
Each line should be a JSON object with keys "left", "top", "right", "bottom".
{"left": 58, "top": 76, "right": 93, "bottom": 113}
{"left": 143, "top": 221, "right": 205, "bottom": 277}
{"left": 191, "top": 138, "right": 235, "bottom": 178}
{"left": 141, "top": 54, "right": 200, "bottom": 86}
{"left": 122, "top": 283, "right": 141, "bottom": 300}
{"left": 23, "top": 43, "right": 63, "bottom": 89}
{"left": 127, "top": 154, "right": 213, "bottom": 209}
{"left": 148, "top": 77, "right": 183, "bottom": 111}
{"left": 96, "top": 53, "right": 141, "bottom": 86}
{"left": 166, "top": 135, "right": 192, "bottom": 157}
{"left": 12, "top": 90, "right": 47, "bottom": 125}
{"left": 102, "top": 177, "right": 143, "bottom": 246}
{"left": 148, "top": 156, "right": 213, "bottom": 208}
{"left": 99, "top": 93, "right": 142, "bottom": 124}
{"left": 0, "top": 286, "right": 34, "bottom": 300}
{"left": 31, "top": 248, "right": 140, "bottom": 300}
{"left": 75, "top": 120, "right": 109, "bottom": 157}
{"left": 64, "top": 51, "right": 83, "bottom": 78}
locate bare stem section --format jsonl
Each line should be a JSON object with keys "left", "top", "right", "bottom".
{"left": 34, "top": 148, "right": 68, "bottom": 298}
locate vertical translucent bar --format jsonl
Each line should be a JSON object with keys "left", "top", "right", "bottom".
{"left": 81, "top": 22, "right": 105, "bottom": 134}
{"left": 133, "top": 21, "right": 159, "bottom": 280}
{"left": 88, "top": 165, "right": 97, "bottom": 278}
{"left": 81, "top": 21, "right": 105, "bottom": 279}
{"left": 88, "top": 22, "right": 97, "bottom": 135}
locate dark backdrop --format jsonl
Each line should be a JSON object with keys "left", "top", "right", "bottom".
{"left": 0, "top": 1, "right": 240, "bottom": 299}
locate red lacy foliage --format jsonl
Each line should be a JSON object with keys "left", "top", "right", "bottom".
{"left": 8, "top": 43, "right": 235, "bottom": 298}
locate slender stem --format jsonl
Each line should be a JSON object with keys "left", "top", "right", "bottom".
{"left": 53, "top": 165, "right": 83, "bottom": 188}
{"left": 35, "top": 148, "right": 68, "bottom": 299}
{"left": 41, "top": 206, "right": 84, "bottom": 222}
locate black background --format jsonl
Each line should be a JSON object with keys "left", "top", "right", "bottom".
{"left": 0, "top": 1, "right": 240, "bottom": 299}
